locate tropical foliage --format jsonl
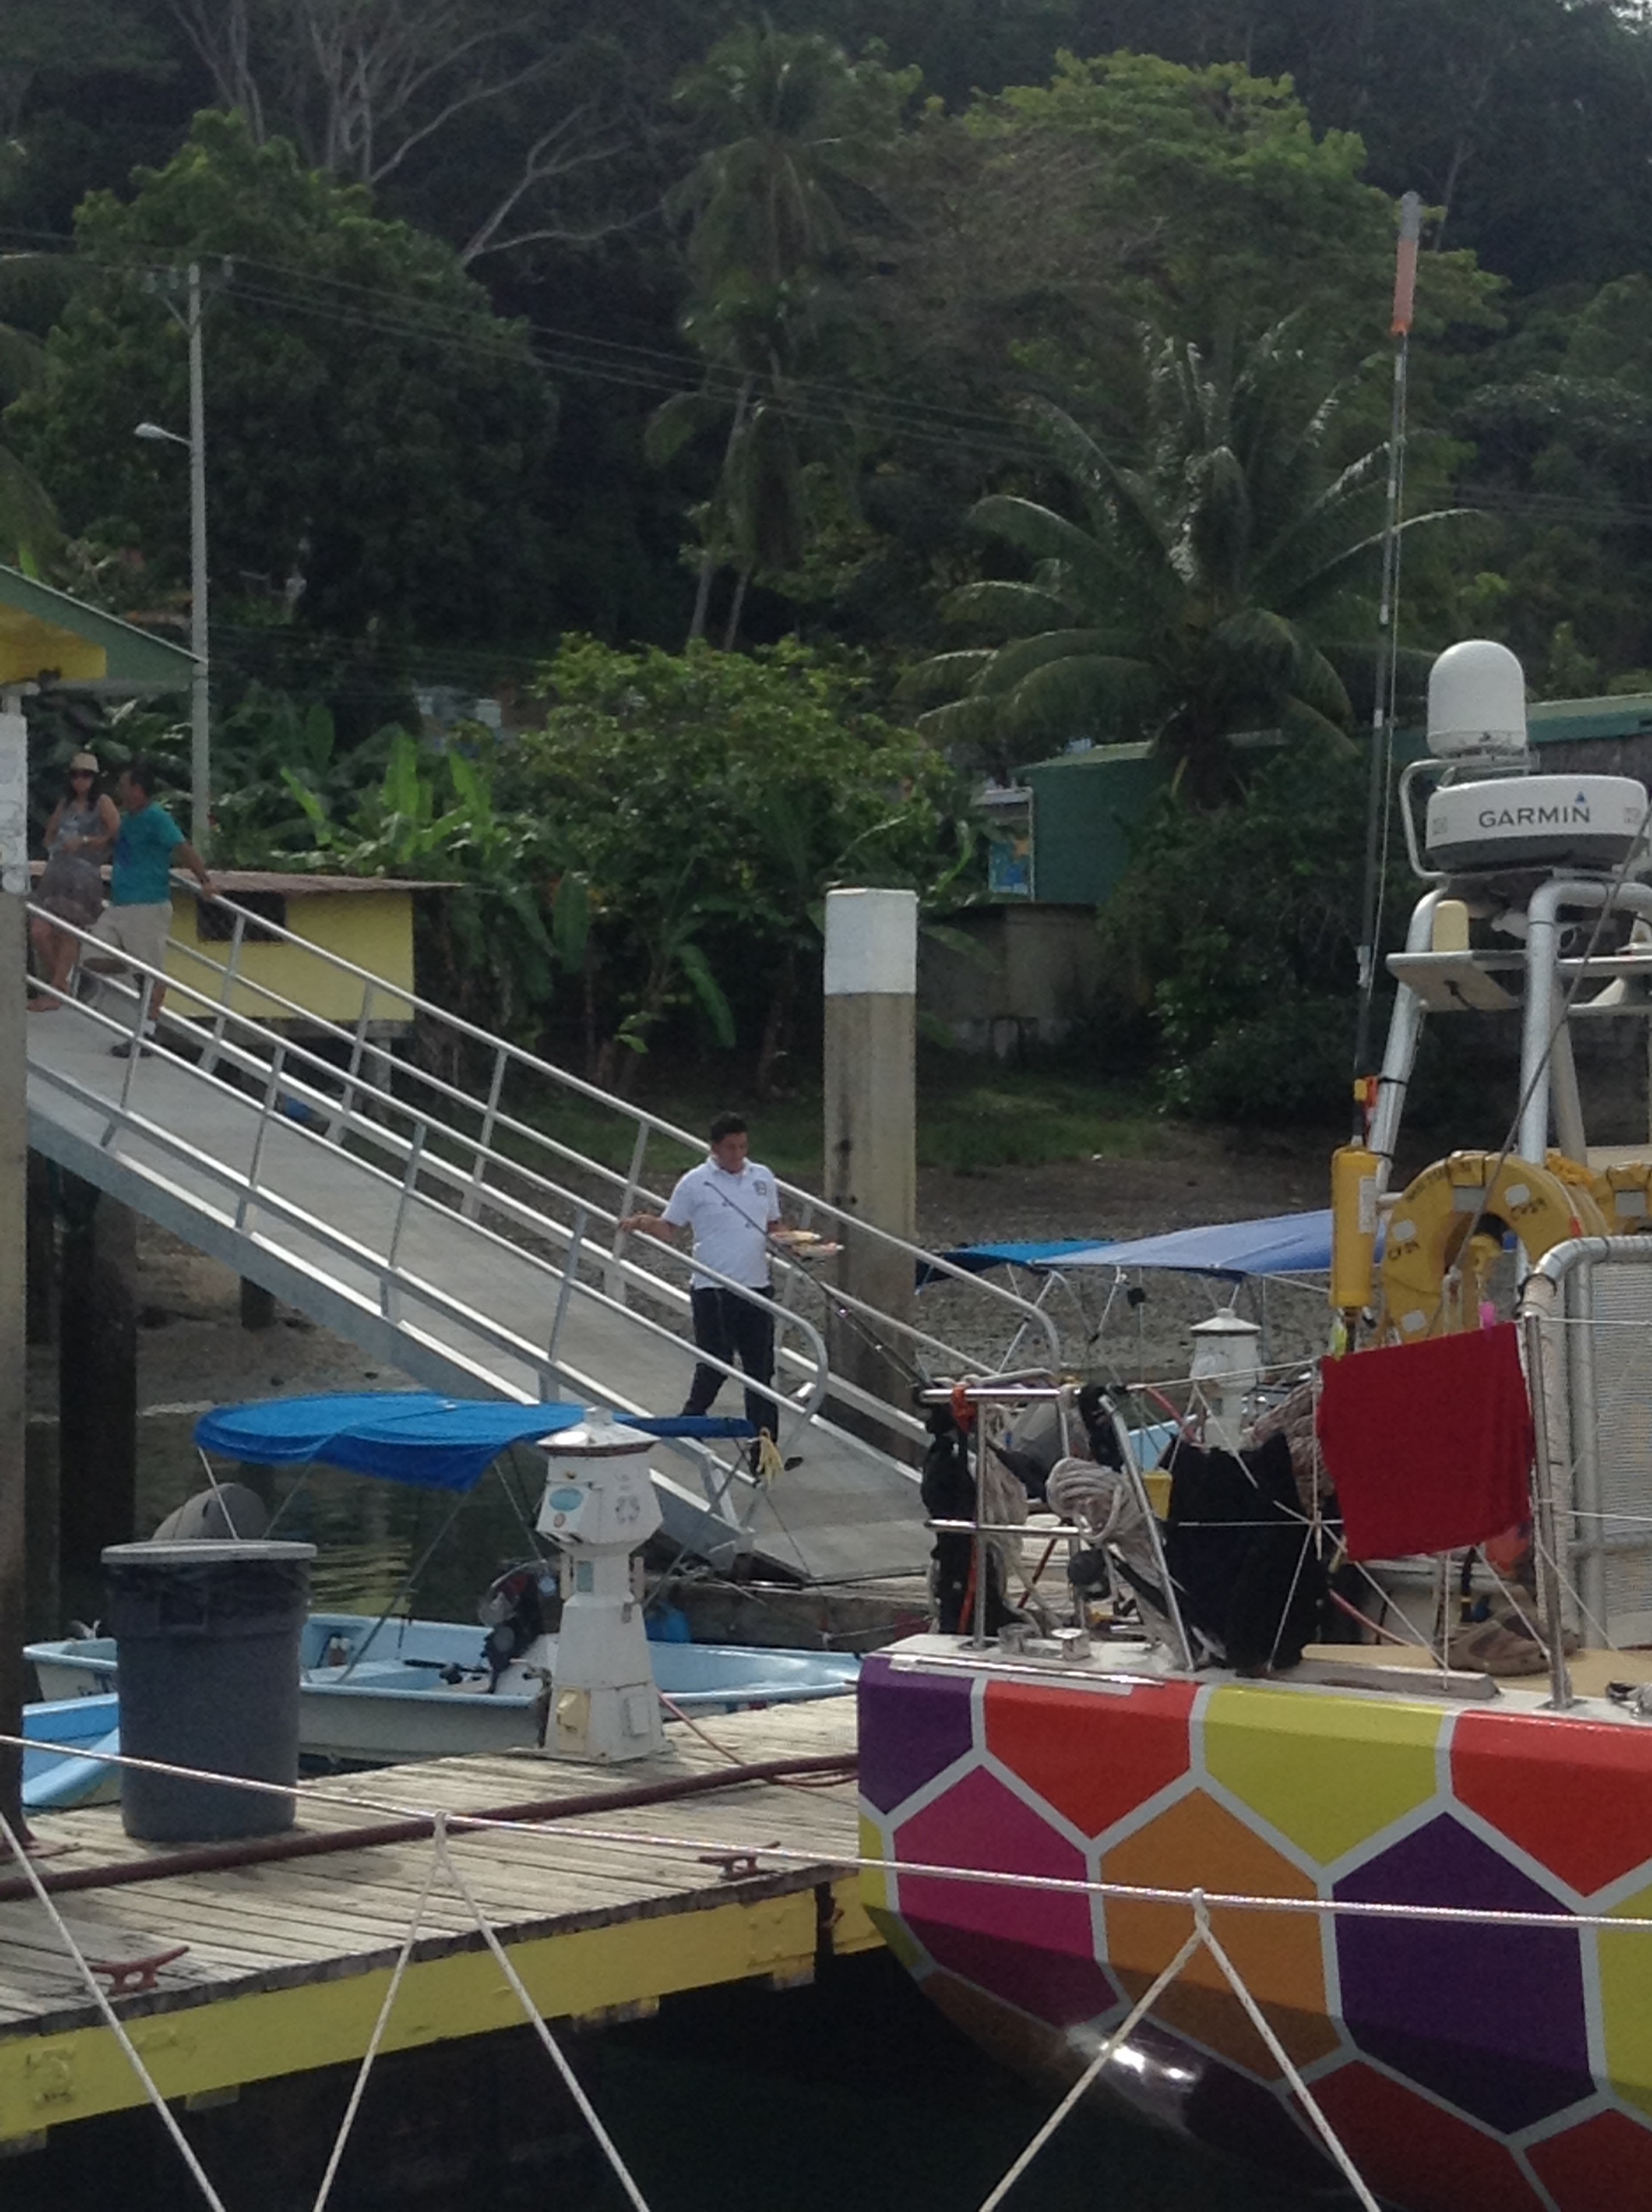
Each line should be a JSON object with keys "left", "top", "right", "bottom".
{"left": 909, "top": 328, "right": 1464, "bottom": 793}
{"left": 15, "top": 2, "right": 1652, "bottom": 1116}
{"left": 654, "top": 23, "right": 916, "bottom": 647}
{"left": 518, "top": 636, "right": 965, "bottom": 1087}
{"left": 1096, "top": 747, "right": 1400, "bottom": 1121}
{"left": 7, "top": 112, "right": 558, "bottom": 646}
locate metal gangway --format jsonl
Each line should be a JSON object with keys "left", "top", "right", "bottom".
{"left": 23, "top": 888, "right": 1059, "bottom": 1584}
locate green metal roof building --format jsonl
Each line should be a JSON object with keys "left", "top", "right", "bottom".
{"left": 1020, "top": 693, "right": 1652, "bottom": 908}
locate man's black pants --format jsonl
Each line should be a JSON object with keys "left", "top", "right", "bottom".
{"left": 684, "top": 1284, "right": 777, "bottom": 1438}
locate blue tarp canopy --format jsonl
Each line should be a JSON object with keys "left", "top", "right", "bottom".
{"left": 922, "top": 1238, "right": 1097, "bottom": 1286}
{"left": 1054, "top": 1209, "right": 1340, "bottom": 1280}
{"left": 195, "top": 1392, "right": 755, "bottom": 1493}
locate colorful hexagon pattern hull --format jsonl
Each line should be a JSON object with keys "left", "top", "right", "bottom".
{"left": 858, "top": 1644, "right": 1652, "bottom": 2212}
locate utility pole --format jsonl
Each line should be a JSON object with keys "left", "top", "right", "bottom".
{"left": 186, "top": 261, "right": 210, "bottom": 853}
{"left": 137, "top": 259, "right": 213, "bottom": 849}
{"left": 0, "top": 691, "right": 31, "bottom": 1837}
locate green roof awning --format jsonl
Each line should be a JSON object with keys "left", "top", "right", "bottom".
{"left": 0, "top": 565, "right": 197, "bottom": 694}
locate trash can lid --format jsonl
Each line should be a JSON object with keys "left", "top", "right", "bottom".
{"left": 101, "top": 1540, "right": 318, "bottom": 1566}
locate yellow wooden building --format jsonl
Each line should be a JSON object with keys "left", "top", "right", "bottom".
{"left": 0, "top": 565, "right": 444, "bottom": 1034}
{"left": 165, "top": 871, "right": 439, "bottom": 1033}
{"left": 0, "top": 565, "right": 197, "bottom": 694}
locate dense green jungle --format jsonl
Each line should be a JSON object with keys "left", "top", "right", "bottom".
{"left": 8, "top": 0, "right": 1652, "bottom": 1115}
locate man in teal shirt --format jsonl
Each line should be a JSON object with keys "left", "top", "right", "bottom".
{"left": 88, "top": 759, "right": 213, "bottom": 1056}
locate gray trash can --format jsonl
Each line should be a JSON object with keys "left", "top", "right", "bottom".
{"left": 102, "top": 1539, "right": 316, "bottom": 1842}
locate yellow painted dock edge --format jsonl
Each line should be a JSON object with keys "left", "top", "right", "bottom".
{"left": 0, "top": 1875, "right": 881, "bottom": 2142}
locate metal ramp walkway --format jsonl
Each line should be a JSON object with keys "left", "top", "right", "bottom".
{"left": 25, "top": 892, "right": 1058, "bottom": 1585}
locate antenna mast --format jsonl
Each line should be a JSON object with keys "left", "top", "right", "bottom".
{"left": 1351, "top": 189, "right": 1422, "bottom": 1125}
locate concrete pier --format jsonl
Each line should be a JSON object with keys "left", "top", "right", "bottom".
{"left": 0, "top": 1702, "right": 867, "bottom": 2150}
{"left": 823, "top": 890, "right": 918, "bottom": 1451}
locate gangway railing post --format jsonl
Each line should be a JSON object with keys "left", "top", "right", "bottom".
{"left": 330, "top": 982, "right": 376, "bottom": 1143}
{"left": 199, "top": 907, "right": 245, "bottom": 1081}
{"left": 608, "top": 1124, "right": 649, "bottom": 1305}
{"left": 546, "top": 1204, "right": 587, "bottom": 1376}
{"left": 387, "top": 1124, "right": 427, "bottom": 1278}
{"left": 382, "top": 1122, "right": 428, "bottom": 1330}
{"left": 462, "top": 1046, "right": 507, "bottom": 1222}
{"left": 114, "top": 973, "right": 157, "bottom": 1120}
{"left": 236, "top": 1041, "right": 287, "bottom": 1231}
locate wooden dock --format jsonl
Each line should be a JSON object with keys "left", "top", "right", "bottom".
{"left": 0, "top": 1702, "right": 870, "bottom": 2148}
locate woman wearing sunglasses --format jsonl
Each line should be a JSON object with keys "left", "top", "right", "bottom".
{"left": 30, "top": 750, "right": 119, "bottom": 1008}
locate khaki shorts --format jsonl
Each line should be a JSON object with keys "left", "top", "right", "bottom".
{"left": 89, "top": 901, "right": 171, "bottom": 976}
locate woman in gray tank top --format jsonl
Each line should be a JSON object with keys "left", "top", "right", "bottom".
{"left": 31, "top": 749, "right": 119, "bottom": 1008}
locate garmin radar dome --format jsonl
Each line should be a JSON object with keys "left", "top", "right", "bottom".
{"left": 1425, "top": 637, "right": 1529, "bottom": 760}
{"left": 1422, "top": 639, "right": 1649, "bottom": 876}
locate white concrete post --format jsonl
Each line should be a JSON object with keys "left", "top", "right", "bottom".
{"left": 823, "top": 889, "right": 917, "bottom": 1440}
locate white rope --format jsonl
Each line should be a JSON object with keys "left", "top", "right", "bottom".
{"left": 974, "top": 1892, "right": 1384, "bottom": 2211}
{"left": 308, "top": 1813, "right": 444, "bottom": 2212}
{"left": 0, "top": 1729, "right": 360, "bottom": 1801}
{"left": 369, "top": 1807, "right": 1652, "bottom": 1937}
{"left": 15, "top": 1721, "right": 1652, "bottom": 1936}
{"left": 974, "top": 1924, "right": 1203, "bottom": 2211}
{"left": 1194, "top": 1892, "right": 1382, "bottom": 2210}
{"left": 430, "top": 1819, "right": 655, "bottom": 2212}
{"left": 0, "top": 1808, "right": 231, "bottom": 2212}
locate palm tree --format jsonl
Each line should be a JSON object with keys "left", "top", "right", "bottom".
{"left": 659, "top": 22, "right": 907, "bottom": 644}
{"left": 910, "top": 325, "right": 1462, "bottom": 800}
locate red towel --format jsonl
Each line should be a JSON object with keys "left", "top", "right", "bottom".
{"left": 1316, "top": 1324, "right": 1535, "bottom": 1562}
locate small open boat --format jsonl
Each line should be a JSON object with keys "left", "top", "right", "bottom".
{"left": 24, "top": 1392, "right": 858, "bottom": 1795}
{"left": 27, "top": 1609, "right": 858, "bottom": 1773}
{"left": 22, "top": 1692, "right": 121, "bottom": 1812}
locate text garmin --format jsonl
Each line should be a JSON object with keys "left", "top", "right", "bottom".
{"left": 1476, "top": 795, "right": 1593, "bottom": 829}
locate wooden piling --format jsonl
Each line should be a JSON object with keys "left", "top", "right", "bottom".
{"left": 57, "top": 1179, "right": 138, "bottom": 1589}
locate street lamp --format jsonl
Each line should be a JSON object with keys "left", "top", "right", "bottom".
{"left": 134, "top": 261, "right": 210, "bottom": 849}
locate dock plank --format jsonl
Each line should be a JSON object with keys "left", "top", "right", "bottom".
{"left": 0, "top": 1704, "right": 867, "bottom": 2144}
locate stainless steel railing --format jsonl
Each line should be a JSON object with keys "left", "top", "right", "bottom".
{"left": 26, "top": 905, "right": 843, "bottom": 1538}
{"left": 159, "top": 886, "right": 1060, "bottom": 1422}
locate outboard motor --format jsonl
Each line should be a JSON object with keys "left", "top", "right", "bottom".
{"left": 478, "top": 1561, "right": 561, "bottom": 1690}
{"left": 151, "top": 1483, "right": 270, "bottom": 1542}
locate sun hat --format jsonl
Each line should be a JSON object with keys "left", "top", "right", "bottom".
{"left": 69, "top": 750, "right": 99, "bottom": 772}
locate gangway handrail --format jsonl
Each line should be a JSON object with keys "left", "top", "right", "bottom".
{"left": 157, "top": 911, "right": 1030, "bottom": 1406}
{"left": 28, "top": 981, "right": 828, "bottom": 1447}
{"left": 167, "top": 883, "right": 1061, "bottom": 1364}
{"left": 25, "top": 921, "right": 836, "bottom": 1452}
{"left": 129, "top": 934, "right": 933, "bottom": 1442}
{"left": 113, "top": 917, "right": 939, "bottom": 1448}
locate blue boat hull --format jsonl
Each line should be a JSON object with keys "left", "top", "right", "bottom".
{"left": 26, "top": 1613, "right": 858, "bottom": 1771}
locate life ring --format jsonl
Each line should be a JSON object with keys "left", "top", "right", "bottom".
{"left": 1377, "top": 1150, "right": 1606, "bottom": 1342}
{"left": 1545, "top": 1150, "right": 1614, "bottom": 1218}
{"left": 1598, "top": 1158, "right": 1652, "bottom": 1231}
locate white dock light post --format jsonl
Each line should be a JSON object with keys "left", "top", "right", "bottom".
{"left": 1189, "top": 1312, "right": 1263, "bottom": 1452}
{"left": 533, "top": 1413, "right": 667, "bottom": 1762}
{"left": 0, "top": 688, "right": 27, "bottom": 1830}
{"left": 823, "top": 888, "right": 918, "bottom": 1435}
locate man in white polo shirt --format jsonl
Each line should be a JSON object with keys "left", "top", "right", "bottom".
{"left": 620, "top": 1113, "right": 782, "bottom": 1441}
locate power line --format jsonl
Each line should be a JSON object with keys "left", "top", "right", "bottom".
{"left": 20, "top": 234, "right": 1652, "bottom": 539}
{"left": 0, "top": 233, "right": 1059, "bottom": 463}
